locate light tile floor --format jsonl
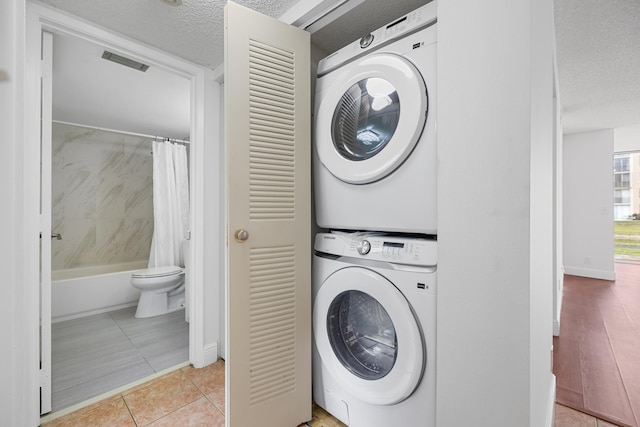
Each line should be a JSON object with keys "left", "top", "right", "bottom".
{"left": 51, "top": 307, "right": 188, "bottom": 412}
{"left": 43, "top": 362, "right": 225, "bottom": 427}
{"left": 43, "top": 365, "right": 620, "bottom": 427}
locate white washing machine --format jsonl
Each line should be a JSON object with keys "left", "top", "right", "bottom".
{"left": 314, "top": 2, "right": 437, "bottom": 235}
{"left": 312, "top": 232, "right": 436, "bottom": 427}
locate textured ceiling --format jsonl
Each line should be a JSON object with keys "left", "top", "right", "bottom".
{"left": 38, "top": 0, "right": 301, "bottom": 69}
{"left": 554, "top": 0, "right": 640, "bottom": 134}
{"left": 52, "top": 32, "right": 191, "bottom": 139}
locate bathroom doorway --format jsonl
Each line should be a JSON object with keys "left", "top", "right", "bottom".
{"left": 48, "top": 32, "right": 192, "bottom": 413}
{"left": 28, "top": 5, "right": 217, "bottom": 416}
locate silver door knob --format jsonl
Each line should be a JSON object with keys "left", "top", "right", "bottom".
{"left": 51, "top": 233, "right": 62, "bottom": 240}
{"left": 234, "top": 229, "right": 249, "bottom": 242}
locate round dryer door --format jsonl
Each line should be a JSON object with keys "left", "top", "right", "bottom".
{"left": 313, "top": 266, "right": 425, "bottom": 405}
{"left": 315, "top": 53, "right": 428, "bottom": 184}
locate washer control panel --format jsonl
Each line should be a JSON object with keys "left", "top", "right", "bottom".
{"left": 315, "top": 232, "right": 437, "bottom": 267}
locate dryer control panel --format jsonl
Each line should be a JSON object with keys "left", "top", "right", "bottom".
{"left": 315, "top": 232, "right": 437, "bottom": 267}
{"left": 317, "top": 1, "right": 437, "bottom": 76}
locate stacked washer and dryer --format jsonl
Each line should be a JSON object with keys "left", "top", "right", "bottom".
{"left": 312, "top": 2, "right": 438, "bottom": 427}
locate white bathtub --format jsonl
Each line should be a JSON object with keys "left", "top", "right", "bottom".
{"left": 52, "top": 261, "right": 146, "bottom": 323}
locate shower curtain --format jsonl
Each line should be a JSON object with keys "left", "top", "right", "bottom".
{"left": 148, "top": 141, "right": 190, "bottom": 268}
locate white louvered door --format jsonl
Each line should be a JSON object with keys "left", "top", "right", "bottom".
{"left": 224, "top": 2, "right": 311, "bottom": 426}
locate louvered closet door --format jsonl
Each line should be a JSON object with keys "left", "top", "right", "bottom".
{"left": 224, "top": 2, "right": 311, "bottom": 426}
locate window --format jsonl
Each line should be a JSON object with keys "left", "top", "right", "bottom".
{"left": 615, "top": 189, "right": 630, "bottom": 204}
{"left": 614, "top": 155, "right": 630, "bottom": 172}
{"left": 615, "top": 173, "right": 630, "bottom": 188}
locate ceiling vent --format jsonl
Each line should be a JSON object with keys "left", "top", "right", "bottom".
{"left": 101, "top": 51, "right": 149, "bottom": 72}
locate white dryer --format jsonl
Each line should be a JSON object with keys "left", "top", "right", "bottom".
{"left": 314, "top": 2, "right": 437, "bottom": 235}
{"left": 312, "top": 232, "right": 436, "bottom": 427}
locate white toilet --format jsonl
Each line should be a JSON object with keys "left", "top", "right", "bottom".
{"left": 131, "top": 266, "right": 185, "bottom": 318}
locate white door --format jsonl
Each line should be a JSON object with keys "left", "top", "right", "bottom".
{"left": 225, "top": 2, "right": 311, "bottom": 426}
{"left": 313, "top": 266, "right": 424, "bottom": 405}
{"left": 315, "top": 54, "right": 428, "bottom": 184}
{"left": 39, "top": 30, "right": 53, "bottom": 415}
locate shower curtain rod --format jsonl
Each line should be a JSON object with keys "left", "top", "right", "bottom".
{"left": 52, "top": 120, "right": 190, "bottom": 145}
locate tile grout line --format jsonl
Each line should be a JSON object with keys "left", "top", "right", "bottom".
{"left": 109, "top": 310, "right": 158, "bottom": 375}
{"left": 183, "top": 366, "right": 226, "bottom": 418}
{"left": 598, "top": 289, "right": 639, "bottom": 427}
{"left": 120, "top": 394, "right": 140, "bottom": 427}
{"left": 611, "top": 285, "right": 640, "bottom": 427}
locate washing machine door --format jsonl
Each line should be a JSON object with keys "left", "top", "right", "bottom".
{"left": 315, "top": 53, "right": 428, "bottom": 184}
{"left": 313, "top": 266, "right": 424, "bottom": 405}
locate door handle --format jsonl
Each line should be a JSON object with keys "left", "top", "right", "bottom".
{"left": 234, "top": 229, "right": 249, "bottom": 242}
{"left": 51, "top": 233, "right": 62, "bottom": 240}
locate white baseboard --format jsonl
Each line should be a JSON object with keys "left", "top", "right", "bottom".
{"left": 546, "top": 375, "right": 556, "bottom": 427}
{"left": 563, "top": 266, "right": 615, "bottom": 281}
{"left": 203, "top": 342, "right": 219, "bottom": 366}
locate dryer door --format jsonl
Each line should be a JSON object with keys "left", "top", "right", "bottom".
{"left": 315, "top": 53, "right": 428, "bottom": 184}
{"left": 313, "top": 266, "right": 424, "bottom": 405}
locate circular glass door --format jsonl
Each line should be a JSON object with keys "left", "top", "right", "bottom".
{"left": 313, "top": 266, "right": 424, "bottom": 405}
{"left": 327, "top": 290, "right": 397, "bottom": 380}
{"left": 331, "top": 77, "right": 400, "bottom": 162}
{"left": 315, "top": 53, "right": 428, "bottom": 184}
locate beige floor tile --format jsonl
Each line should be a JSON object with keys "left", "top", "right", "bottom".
{"left": 42, "top": 396, "right": 135, "bottom": 427}
{"left": 597, "top": 419, "right": 623, "bottom": 427}
{"left": 145, "top": 396, "right": 225, "bottom": 427}
{"left": 554, "top": 404, "right": 598, "bottom": 427}
{"left": 307, "top": 417, "right": 347, "bottom": 427}
{"left": 182, "top": 360, "right": 225, "bottom": 394}
{"left": 206, "top": 386, "right": 225, "bottom": 414}
{"left": 307, "top": 404, "right": 347, "bottom": 427}
{"left": 123, "top": 370, "right": 203, "bottom": 426}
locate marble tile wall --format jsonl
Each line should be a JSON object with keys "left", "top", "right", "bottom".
{"left": 51, "top": 122, "right": 154, "bottom": 272}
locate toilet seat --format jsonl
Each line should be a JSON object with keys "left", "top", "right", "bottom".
{"left": 132, "top": 266, "right": 183, "bottom": 279}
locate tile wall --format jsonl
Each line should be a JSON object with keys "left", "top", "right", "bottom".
{"left": 51, "top": 122, "right": 154, "bottom": 272}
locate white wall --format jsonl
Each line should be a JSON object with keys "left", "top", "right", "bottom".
{"left": 203, "top": 73, "right": 223, "bottom": 363}
{"left": 2, "top": 0, "right": 40, "bottom": 425}
{"left": 0, "top": 0, "right": 17, "bottom": 421}
{"left": 529, "top": 0, "right": 557, "bottom": 424}
{"left": 614, "top": 124, "right": 640, "bottom": 152}
{"left": 563, "top": 129, "right": 615, "bottom": 280}
{"left": 553, "top": 93, "right": 564, "bottom": 336}
{"left": 437, "top": 0, "right": 555, "bottom": 425}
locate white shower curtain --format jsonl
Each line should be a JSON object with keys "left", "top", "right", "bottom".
{"left": 148, "top": 141, "right": 190, "bottom": 268}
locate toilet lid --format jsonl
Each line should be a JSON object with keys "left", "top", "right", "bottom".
{"left": 132, "top": 266, "right": 183, "bottom": 278}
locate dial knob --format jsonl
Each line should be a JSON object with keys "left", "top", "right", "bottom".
{"left": 359, "top": 33, "right": 374, "bottom": 49}
{"left": 357, "top": 240, "right": 371, "bottom": 255}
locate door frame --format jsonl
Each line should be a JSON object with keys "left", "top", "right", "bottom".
{"left": 24, "top": 2, "right": 218, "bottom": 415}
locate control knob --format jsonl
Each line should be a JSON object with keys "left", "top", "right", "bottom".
{"left": 359, "top": 33, "right": 374, "bottom": 49}
{"left": 357, "top": 240, "right": 371, "bottom": 255}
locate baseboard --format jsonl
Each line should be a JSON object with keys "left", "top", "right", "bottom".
{"left": 546, "top": 375, "right": 556, "bottom": 427}
{"left": 564, "top": 266, "right": 616, "bottom": 281}
{"left": 553, "top": 319, "right": 560, "bottom": 336}
{"left": 203, "top": 342, "right": 219, "bottom": 366}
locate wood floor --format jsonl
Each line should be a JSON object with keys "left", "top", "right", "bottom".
{"left": 554, "top": 262, "right": 640, "bottom": 427}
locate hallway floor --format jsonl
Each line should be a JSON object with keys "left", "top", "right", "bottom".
{"left": 42, "top": 360, "right": 346, "bottom": 427}
{"left": 42, "top": 358, "right": 618, "bottom": 426}
{"left": 554, "top": 263, "right": 640, "bottom": 426}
